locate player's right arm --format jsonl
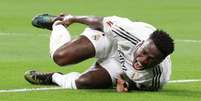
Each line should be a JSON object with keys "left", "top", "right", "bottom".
{"left": 62, "top": 15, "right": 130, "bottom": 34}
{"left": 62, "top": 15, "right": 104, "bottom": 31}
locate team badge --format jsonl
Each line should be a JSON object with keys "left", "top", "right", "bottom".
{"left": 92, "top": 34, "right": 101, "bottom": 40}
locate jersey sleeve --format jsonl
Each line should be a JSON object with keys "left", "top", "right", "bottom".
{"left": 102, "top": 16, "right": 156, "bottom": 45}
{"left": 134, "top": 78, "right": 164, "bottom": 91}
{"left": 125, "top": 65, "right": 168, "bottom": 91}
{"left": 134, "top": 66, "right": 167, "bottom": 91}
{"left": 128, "top": 79, "right": 165, "bottom": 91}
{"left": 102, "top": 16, "right": 143, "bottom": 45}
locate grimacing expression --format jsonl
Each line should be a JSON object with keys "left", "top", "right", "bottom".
{"left": 133, "top": 39, "right": 164, "bottom": 70}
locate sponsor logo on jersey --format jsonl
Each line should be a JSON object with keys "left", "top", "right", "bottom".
{"left": 118, "top": 50, "right": 127, "bottom": 71}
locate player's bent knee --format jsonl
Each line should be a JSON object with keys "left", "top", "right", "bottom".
{"left": 52, "top": 36, "right": 96, "bottom": 66}
{"left": 75, "top": 77, "right": 95, "bottom": 89}
{"left": 75, "top": 69, "right": 112, "bottom": 89}
{"left": 53, "top": 50, "right": 72, "bottom": 66}
{"left": 53, "top": 51, "right": 65, "bottom": 66}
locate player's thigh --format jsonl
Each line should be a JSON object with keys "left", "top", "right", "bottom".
{"left": 53, "top": 36, "right": 95, "bottom": 66}
{"left": 53, "top": 28, "right": 112, "bottom": 66}
{"left": 75, "top": 63, "right": 112, "bottom": 89}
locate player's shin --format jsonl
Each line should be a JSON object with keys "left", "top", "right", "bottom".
{"left": 49, "top": 21, "right": 71, "bottom": 58}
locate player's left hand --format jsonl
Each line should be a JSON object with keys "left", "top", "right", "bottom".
{"left": 62, "top": 14, "right": 74, "bottom": 27}
{"left": 116, "top": 79, "right": 128, "bottom": 92}
{"left": 53, "top": 13, "right": 74, "bottom": 27}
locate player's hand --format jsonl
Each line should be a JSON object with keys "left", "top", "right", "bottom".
{"left": 54, "top": 13, "right": 74, "bottom": 27}
{"left": 116, "top": 79, "right": 128, "bottom": 92}
{"left": 62, "top": 14, "right": 74, "bottom": 27}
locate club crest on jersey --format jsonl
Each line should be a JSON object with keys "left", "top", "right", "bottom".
{"left": 92, "top": 34, "right": 101, "bottom": 40}
{"left": 118, "top": 50, "right": 127, "bottom": 71}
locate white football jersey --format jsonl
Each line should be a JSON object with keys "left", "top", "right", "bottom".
{"left": 99, "top": 16, "right": 172, "bottom": 90}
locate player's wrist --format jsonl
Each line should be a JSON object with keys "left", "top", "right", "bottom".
{"left": 63, "top": 15, "right": 75, "bottom": 24}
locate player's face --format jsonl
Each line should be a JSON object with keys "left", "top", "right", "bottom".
{"left": 133, "top": 39, "right": 164, "bottom": 70}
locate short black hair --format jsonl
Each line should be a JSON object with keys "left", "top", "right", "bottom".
{"left": 149, "top": 29, "right": 174, "bottom": 58}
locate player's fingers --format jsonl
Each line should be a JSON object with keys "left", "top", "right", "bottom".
{"left": 117, "top": 87, "right": 128, "bottom": 93}
{"left": 124, "top": 87, "right": 128, "bottom": 92}
{"left": 117, "top": 79, "right": 125, "bottom": 85}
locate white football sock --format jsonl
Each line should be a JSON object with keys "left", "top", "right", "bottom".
{"left": 52, "top": 72, "right": 81, "bottom": 89}
{"left": 49, "top": 21, "right": 71, "bottom": 58}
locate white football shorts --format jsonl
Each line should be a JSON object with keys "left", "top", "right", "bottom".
{"left": 81, "top": 28, "right": 123, "bottom": 84}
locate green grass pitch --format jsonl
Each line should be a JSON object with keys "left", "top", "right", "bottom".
{"left": 0, "top": 0, "right": 201, "bottom": 101}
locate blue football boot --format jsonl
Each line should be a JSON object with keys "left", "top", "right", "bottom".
{"left": 32, "top": 14, "right": 58, "bottom": 30}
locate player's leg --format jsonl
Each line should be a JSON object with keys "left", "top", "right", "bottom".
{"left": 52, "top": 58, "right": 124, "bottom": 89}
{"left": 75, "top": 63, "right": 112, "bottom": 89}
{"left": 24, "top": 58, "right": 122, "bottom": 88}
{"left": 52, "top": 63, "right": 112, "bottom": 89}
{"left": 24, "top": 63, "right": 112, "bottom": 89}
{"left": 50, "top": 21, "right": 113, "bottom": 66}
{"left": 31, "top": 14, "right": 95, "bottom": 66}
{"left": 32, "top": 14, "right": 111, "bottom": 67}
{"left": 49, "top": 21, "right": 95, "bottom": 66}
{"left": 47, "top": 24, "right": 117, "bottom": 88}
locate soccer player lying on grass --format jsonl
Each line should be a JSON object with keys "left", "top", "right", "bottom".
{"left": 24, "top": 13, "right": 174, "bottom": 92}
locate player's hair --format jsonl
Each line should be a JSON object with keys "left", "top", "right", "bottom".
{"left": 149, "top": 29, "right": 174, "bottom": 58}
